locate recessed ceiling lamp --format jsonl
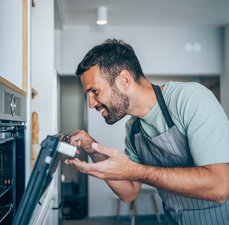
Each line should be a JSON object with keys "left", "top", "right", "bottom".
{"left": 96, "top": 6, "right": 108, "bottom": 25}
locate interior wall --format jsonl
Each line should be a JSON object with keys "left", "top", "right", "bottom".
{"left": 59, "top": 76, "right": 85, "bottom": 134}
{"left": 59, "top": 75, "right": 87, "bottom": 182}
{"left": 56, "top": 26, "right": 223, "bottom": 76}
{"left": 31, "top": 0, "right": 57, "bottom": 142}
{"left": 59, "top": 76, "right": 88, "bottom": 218}
{"left": 59, "top": 76, "right": 83, "bottom": 181}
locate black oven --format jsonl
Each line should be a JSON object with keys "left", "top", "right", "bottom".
{"left": 0, "top": 82, "right": 26, "bottom": 225}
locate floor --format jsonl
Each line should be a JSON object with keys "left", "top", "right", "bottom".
{"left": 62, "top": 215, "right": 166, "bottom": 225}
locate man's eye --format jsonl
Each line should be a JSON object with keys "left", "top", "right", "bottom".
{"left": 93, "top": 90, "right": 99, "bottom": 96}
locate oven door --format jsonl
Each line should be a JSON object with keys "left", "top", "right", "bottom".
{"left": 0, "top": 136, "right": 16, "bottom": 224}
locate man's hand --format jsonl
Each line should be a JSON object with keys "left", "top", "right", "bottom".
{"left": 69, "top": 130, "right": 107, "bottom": 162}
{"left": 69, "top": 130, "right": 95, "bottom": 153}
{"left": 65, "top": 142, "right": 135, "bottom": 180}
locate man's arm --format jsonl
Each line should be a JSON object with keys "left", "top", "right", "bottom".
{"left": 106, "top": 180, "right": 142, "bottom": 203}
{"left": 66, "top": 143, "right": 229, "bottom": 203}
{"left": 138, "top": 163, "right": 229, "bottom": 203}
{"left": 68, "top": 130, "right": 141, "bottom": 202}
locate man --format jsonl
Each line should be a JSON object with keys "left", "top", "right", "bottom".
{"left": 65, "top": 39, "right": 229, "bottom": 225}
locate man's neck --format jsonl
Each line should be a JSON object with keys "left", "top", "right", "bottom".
{"left": 128, "top": 80, "right": 157, "bottom": 118}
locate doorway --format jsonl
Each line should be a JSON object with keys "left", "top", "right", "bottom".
{"left": 59, "top": 75, "right": 88, "bottom": 220}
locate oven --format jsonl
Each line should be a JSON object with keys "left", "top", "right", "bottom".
{"left": 0, "top": 82, "right": 26, "bottom": 224}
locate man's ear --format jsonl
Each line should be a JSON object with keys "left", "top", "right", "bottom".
{"left": 116, "top": 70, "right": 132, "bottom": 91}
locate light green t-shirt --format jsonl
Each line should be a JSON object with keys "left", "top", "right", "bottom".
{"left": 125, "top": 81, "right": 229, "bottom": 166}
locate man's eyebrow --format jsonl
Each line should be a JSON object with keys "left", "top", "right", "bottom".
{"left": 85, "top": 87, "right": 93, "bottom": 93}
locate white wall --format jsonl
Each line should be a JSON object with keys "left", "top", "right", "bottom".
{"left": 31, "top": 0, "right": 57, "bottom": 142}
{"left": 221, "top": 25, "right": 229, "bottom": 117}
{"left": 57, "top": 26, "right": 223, "bottom": 76}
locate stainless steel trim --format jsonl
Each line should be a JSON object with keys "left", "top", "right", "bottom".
{"left": 0, "top": 137, "right": 15, "bottom": 144}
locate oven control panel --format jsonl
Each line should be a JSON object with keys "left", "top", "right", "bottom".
{"left": 0, "top": 83, "right": 26, "bottom": 122}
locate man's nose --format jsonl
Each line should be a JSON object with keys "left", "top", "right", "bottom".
{"left": 88, "top": 95, "right": 97, "bottom": 109}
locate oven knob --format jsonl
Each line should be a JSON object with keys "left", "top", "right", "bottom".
{"left": 10, "top": 94, "right": 16, "bottom": 116}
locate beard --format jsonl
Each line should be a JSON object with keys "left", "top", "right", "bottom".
{"left": 102, "top": 87, "right": 129, "bottom": 125}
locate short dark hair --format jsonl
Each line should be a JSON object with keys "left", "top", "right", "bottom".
{"left": 75, "top": 39, "right": 145, "bottom": 85}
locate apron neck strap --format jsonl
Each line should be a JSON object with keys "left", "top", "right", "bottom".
{"left": 152, "top": 84, "right": 174, "bottom": 128}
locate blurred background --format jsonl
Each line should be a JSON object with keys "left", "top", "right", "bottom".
{"left": 1, "top": 0, "right": 229, "bottom": 224}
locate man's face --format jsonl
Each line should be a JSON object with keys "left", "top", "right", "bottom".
{"left": 81, "top": 65, "right": 129, "bottom": 124}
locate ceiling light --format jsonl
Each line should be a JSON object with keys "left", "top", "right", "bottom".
{"left": 96, "top": 6, "right": 108, "bottom": 25}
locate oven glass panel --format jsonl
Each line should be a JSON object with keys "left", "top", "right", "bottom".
{"left": 0, "top": 137, "right": 15, "bottom": 224}
{"left": 0, "top": 139, "right": 14, "bottom": 187}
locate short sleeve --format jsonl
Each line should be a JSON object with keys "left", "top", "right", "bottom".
{"left": 181, "top": 84, "right": 229, "bottom": 166}
{"left": 124, "top": 117, "right": 141, "bottom": 163}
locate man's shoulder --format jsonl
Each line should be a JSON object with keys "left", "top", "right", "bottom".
{"left": 164, "top": 81, "right": 211, "bottom": 104}
{"left": 165, "top": 81, "right": 206, "bottom": 94}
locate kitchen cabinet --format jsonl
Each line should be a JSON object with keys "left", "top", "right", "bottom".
{"left": 0, "top": 0, "right": 28, "bottom": 94}
{"left": 0, "top": 1, "right": 32, "bottom": 219}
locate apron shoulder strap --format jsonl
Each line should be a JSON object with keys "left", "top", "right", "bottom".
{"left": 152, "top": 84, "right": 174, "bottom": 128}
{"left": 130, "top": 84, "right": 175, "bottom": 151}
{"left": 130, "top": 118, "right": 140, "bottom": 153}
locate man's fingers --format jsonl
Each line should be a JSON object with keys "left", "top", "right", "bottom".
{"left": 65, "top": 158, "right": 93, "bottom": 172}
{"left": 69, "top": 130, "right": 81, "bottom": 145}
{"left": 65, "top": 158, "right": 85, "bottom": 172}
{"left": 91, "top": 142, "right": 115, "bottom": 157}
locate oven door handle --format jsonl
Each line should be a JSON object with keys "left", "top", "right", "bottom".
{"left": 0, "top": 137, "right": 15, "bottom": 144}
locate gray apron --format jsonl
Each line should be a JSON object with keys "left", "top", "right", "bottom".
{"left": 130, "top": 84, "right": 229, "bottom": 225}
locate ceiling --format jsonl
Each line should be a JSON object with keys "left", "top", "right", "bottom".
{"left": 55, "top": 0, "right": 229, "bottom": 29}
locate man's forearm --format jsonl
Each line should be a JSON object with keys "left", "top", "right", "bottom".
{"left": 89, "top": 153, "right": 141, "bottom": 203}
{"left": 106, "top": 180, "right": 141, "bottom": 203}
{"left": 67, "top": 141, "right": 229, "bottom": 203}
{"left": 131, "top": 162, "right": 229, "bottom": 203}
